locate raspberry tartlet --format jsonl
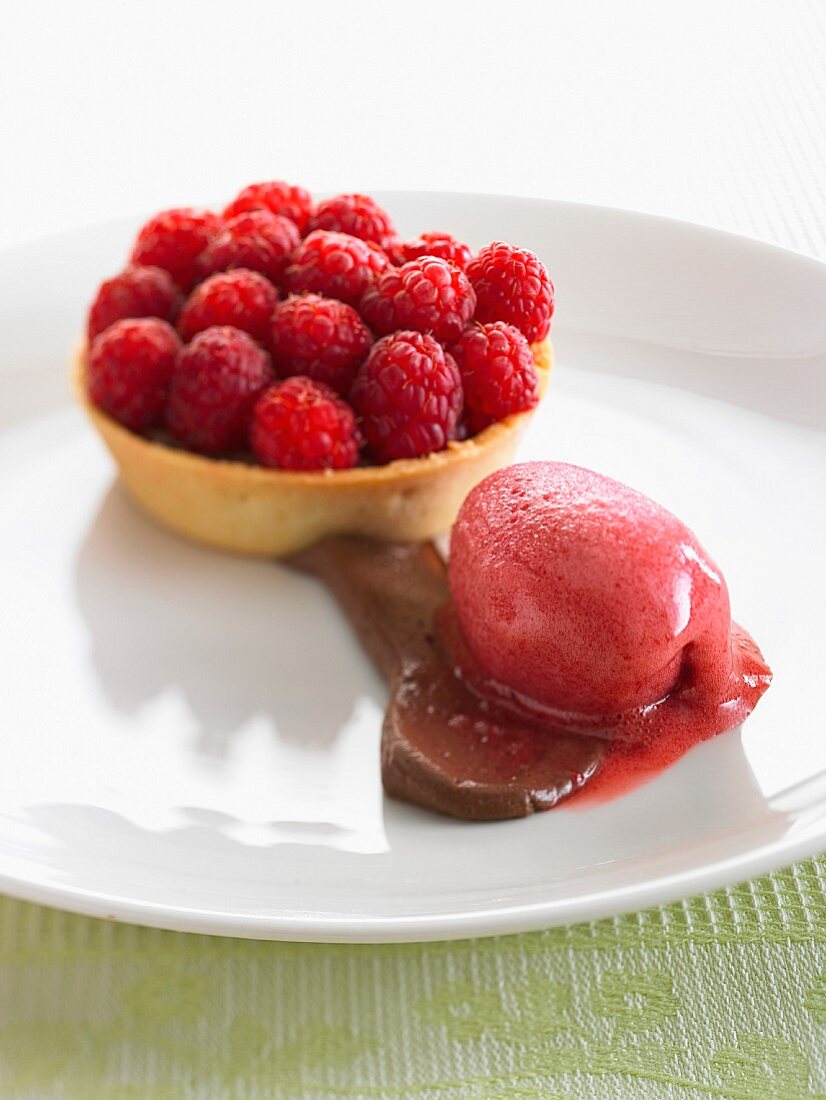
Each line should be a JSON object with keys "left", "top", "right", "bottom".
{"left": 75, "top": 184, "right": 553, "bottom": 555}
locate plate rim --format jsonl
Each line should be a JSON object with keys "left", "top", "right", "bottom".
{"left": 5, "top": 187, "right": 826, "bottom": 277}
{"left": 0, "top": 822, "right": 823, "bottom": 942}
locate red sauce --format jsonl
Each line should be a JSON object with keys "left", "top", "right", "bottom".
{"left": 441, "top": 604, "right": 771, "bottom": 810}
{"left": 568, "top": 626, "right": 770, "bottom": 805}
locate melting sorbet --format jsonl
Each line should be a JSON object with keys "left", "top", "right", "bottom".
{"left": 449, "top": 462, "right": 771, "bottom": 744}
{"left": 295, "top": 461, "right": 771, "bottom": 820}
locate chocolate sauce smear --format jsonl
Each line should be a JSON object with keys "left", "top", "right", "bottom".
{"left": 292, "top": 538, "right": 604, "bottom": 820}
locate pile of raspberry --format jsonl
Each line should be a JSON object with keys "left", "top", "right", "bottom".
{"left": 86, "top": 183, "right": 554, "bottom": 470}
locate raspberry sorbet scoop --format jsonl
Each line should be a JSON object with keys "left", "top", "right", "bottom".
{"left": 448, "top": 462, "right": 771, "bottom": 742}
{"left": 294, "top": 462, "right": 770, "bottom": 821}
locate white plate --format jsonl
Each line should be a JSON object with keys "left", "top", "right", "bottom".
{"left": 1, "top": 194, "right": 825, "bottom": 942}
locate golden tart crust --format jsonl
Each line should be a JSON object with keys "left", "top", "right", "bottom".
{"left": 72, "top": 338, "right": 552, "bottom": 556}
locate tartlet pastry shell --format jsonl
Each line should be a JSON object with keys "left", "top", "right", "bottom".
{"left": 72, "top": 338, "right": 552, "bottom": 556}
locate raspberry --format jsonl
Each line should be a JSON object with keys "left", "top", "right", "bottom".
{"left": 87, "top": 318, "right": 181, "bottom": 434}
{"left": 198, "top": 210, "right": 300, "bottom": 285}
{"left": 87, "top": 265, "right": 182, "bottom": 342}
{"left": 449, "top": 322, "right": 540, "bottom": 431}
{"left": 250, "top": 377, "right": 362, "bottom": 470}
{"left": 130, "top": 208, "right": 221, "bottom": 292}
{"left": 223, "top": 180, "right": 314, "bottom": 234}
{"left": 309, "top": 193, "right": 396, "bottom": 249}
{"left": 177, "top": 269, "right": 278, "bottom": 344}
{"left": 283, "top": 231, "right": 390, "bottom": 307}
{"left": 466, "top": 242, "right": 554, "bottom": 342}
{"left": 390, "top": 231, "right": 472, "bottom": 270}
{"left": 359, "top": 257, "right": 476, "bottom": 344}
{"left": 350, "top": 331, "right": 462, "bottom": 463}
{"left": 270, "top": 294, "right": 372, "bottom": 395}
{"left": 165, "top": 326, "right": 275, "bottom": 455}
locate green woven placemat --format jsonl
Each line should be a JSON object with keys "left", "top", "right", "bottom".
{"left": 0, "top": 856, "right": 824, "bottom": 1099}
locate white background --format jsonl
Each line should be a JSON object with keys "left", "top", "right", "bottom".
{"left": 2, "top": 0, "right": 825, "bottom": 256}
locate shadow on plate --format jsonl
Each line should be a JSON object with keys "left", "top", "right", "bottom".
{"left": 73, "top": 483, "right": 385, "bottom": 760}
